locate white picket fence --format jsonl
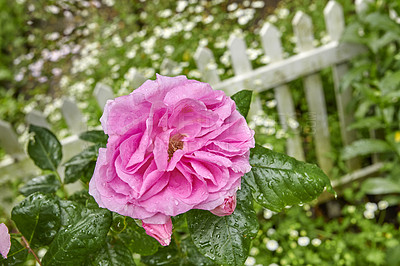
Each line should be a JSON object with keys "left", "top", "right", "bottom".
{"left": 0, "top": 0, "right": 382, "bottom": 202}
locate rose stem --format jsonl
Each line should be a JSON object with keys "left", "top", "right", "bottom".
{"left": 21, "top": 235, "right": 42, "bottom": 266}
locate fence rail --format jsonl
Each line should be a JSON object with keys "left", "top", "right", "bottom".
{"left": 0, "top": 0, "right": 379, "bottom": 209}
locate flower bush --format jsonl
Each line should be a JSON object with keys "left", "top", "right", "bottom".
{"left": 0, "top": 76, "right": 333, "bottom": 265}
{"left": 89, "top": 74, "right": 254, "bottom": 245}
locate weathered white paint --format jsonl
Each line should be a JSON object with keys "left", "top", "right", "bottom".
{"left": 293, "top": 11, "right": 333, "bottom": 174}
{"left": 194, "top": 46, "right": 221, "bottom": 85}
{"left": 25, "top": 109, "right": 50, "bottom": 129}
{"left": 260, "top": 23, "right": 305, "bottom": 161}
{"left": 0, "top": 120, "right": 25, "bottom": 159}
{"left": 94, "top": 83, "right": 114, "bottom": 111}
{"left": 61, "top": 98, "right": 86, "bottom": 134}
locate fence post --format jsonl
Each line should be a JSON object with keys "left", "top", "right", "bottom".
{"left": 25, "top": 109, "right": 50, "bottom": 129}
{"left": 260, "top": 23, "right": 305, "bottom": 161}
{"left": 293, "top": 11, "right": 333, "bottom": 174}
{"left": 61, "top": 98, "right": 87, "bottom": 135}
{"left": 130, "top": 69, "right": 147, "bottom": 89}
{"left": 160, "top": 58, "right": 179, "bottom": 76}
{"left": 325, "top": 1, "right": 361, "bottom": 170}
{"left": 194, "top": 46, "right": 221, "bottom": 86}
{"left": 94, "top": 83, "right": 114, "bottom": 111}
{"left": 228, "top": 34, "right": 262, "bottom": 118}
{"left": 0, "top": 120, "right": 25, "bottom": 159}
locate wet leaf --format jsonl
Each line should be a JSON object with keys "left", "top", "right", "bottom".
{"left": 11, "top": 193, "right": 61, "bottom": 247}
{"left": 64, "top": 145, "right": 99, "bottom": 184}
{"left": 42, "top": 202, "right": 112, "bottom": 265}
{"left": 27, "top": 125, "right": 62, "bottom": 171}
{"left": 119, "top": 218, "right": 159, "bottom": 256}
{"left": 245, "top": 144, "right": 334, "bottom": 212}
{"left": 231, "top": 90, "right": 252, "bottom": 118}
{"left": 19, "top": 174, "right": 60, "bottom": 196}
{"left": 187, "top": 183, "right": 258, "bottom": 266}
{"left": 79, "top": 130, "right": 108, "bottom": 146}
{"left": 93, "top": 237, "right": 135, "bottom": 266}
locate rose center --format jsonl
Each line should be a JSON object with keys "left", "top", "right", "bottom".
{"left": 168, "top": 134, "right": 184, "bottom": 160}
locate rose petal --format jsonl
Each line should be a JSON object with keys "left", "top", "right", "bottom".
{"left": 0, "top": 223, "right": 11, "bottom": 259}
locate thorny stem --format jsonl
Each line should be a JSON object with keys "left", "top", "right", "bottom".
{"left": 21, "top": 236, "right": 42, "bottom": 266}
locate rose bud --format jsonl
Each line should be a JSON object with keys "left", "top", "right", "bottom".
{"left": 210, "top": 194, "right": 237, "bottom": 216}
{"left": 142, "top": 219, "right": 173, "bottom": 246}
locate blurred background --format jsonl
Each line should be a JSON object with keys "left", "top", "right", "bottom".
{"left": 1, "top": 0, "right": 400, "bottom": 265}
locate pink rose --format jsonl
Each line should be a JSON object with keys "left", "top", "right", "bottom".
{"left": 210, "top": 194, "right": 237, "bottom": 216}
{"left": 89, "top": 75, "right": 254, "bottom": 245}
{"left": 0, "top": 223, "right": 11, "bottom": 259}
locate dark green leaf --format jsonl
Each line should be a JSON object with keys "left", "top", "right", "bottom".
{"left": 348, "top": 117, "right": 384, "bottom": 131}
{"left": 0, "top": 238, "right": 28, "bottom": 266}
{"left": 79, "top": 130, "right": 108, "bottom": 146}
{"left": 93, "top": 238, "right": 135, "bottom": 266}
{"left": 27, "top": 125, "right": 62, "bottom": 171}
{"left": 187, "top": 183, "right": 258, "bottom": 266}
{"left": 141, "top": 243, "right": 180, "bottom": 266}
{"left": 19, "top": 174, "right": 60, "bottom": 196}
{"left": 64, "top": 145, "right": 99, "bottom": 184}
{"left": 119, "top": 218, "right": 159, "bottom": 256}
{"left": 58, "top": 200, "right": 83, "bottom": 229}
{"left": 342, "top": 139, "right": 392, "bottom": 160}
{"left": 231, "top": 90, "right": 253, "bottom": 118}
{"left": 245, "top": 144, "right": 333, "bottom": 212}
{"left": 11, "top": 193, "right": 60, "bottom": 247}
{"left": 180, "top": 237, "right": 216, "bottom": 266}
{"left": 42, "top": 203, "right": 112, "bottom": 265}
{"left": 361, "top": 178, "right": 400, "bottom": 195}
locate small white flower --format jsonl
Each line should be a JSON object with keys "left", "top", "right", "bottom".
{"left": 266, "top": 240, "right": 279, "bottom": 251}
{"left": 266, "top": 100, "right": 277, "bottom": 108}
{"left": 263, "top": 209, "right": 274, "bottom": 219}
{"left": 311, "top": 238, "right": 321, "bottom": 247}
{"left": 365, "top": 202, "right": 378, "bottom": 212}
{"left": 298, "top": 236, "right": 310, "bottom": 246}
{"left": 347, "top": 205, "right": 356, "bottom": 214}
{"left": 251, "top": 1, "right": 265, "bottom": 8}
{"left": 378, "top": 200, "right": 389, "bottom": 210}
{"left": 267, "top": 228, "right": 276, "bottom": 236}
{"left": 289, "top": 230, "right": 299, "bottom": 238}
{"left": 363, "top": 209, "right": 375, "bottom": 219}
{"left": 227, "top": 3, "right": 238, "bottom": 12}
{"left": 245, "top": 256, "right": 256, "bottom": 266}
{"left": 250, "top": 247, "right": 259, "bottom": 256}
{"left": 269, "top": 264, "right": 279, "bottom": 266}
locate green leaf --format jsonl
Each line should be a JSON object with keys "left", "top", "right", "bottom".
{"left": 19, "top": 174, "right": 60, "bottom": 196}
{"left": 119, "top": 218, "right": 159, "bottom": 256}
{"left": 379, "top": 71, "right": 400, "bottom": 94}
{"left": 93, "top": 238, "right": 135, "bottom": 266}
{"left": 42, "top": 202, "right": 112, "bottom": 265}
{"left": 64, "top": 145, "right": 99, "bottom": 184}
{"left": 361, "top": 178, "right": 400, "bottom": 195}
{"left": 245, "top": 144, "right": 333, "bottom": 212}
{"left": 341, "top": 139, "right": 392, "bottom": 160}
{"left": 348, "top": 117, "right": 384, "bottom": 131}
{"left": 187, "top": 183, "right": 258, "bottom": 266}
{"left": 0, "top": 238, "right": 28, "bottom": 266}
{"left": 365, "top": 12, "right": 400, "bottom": 35}
{"left": 79, "top": 130, "right": 108, "bottom": 146}
{"left": 180, "top": 237, "right": 216, "bottom": 266}
{"left": 141, "top": 243, "right": 180, "bottom": 266}
{"left": 58, "top": 200, "right": 83, "bottom": 229}
{"left": 27, "top": 125, "right": 62, "bottom": 171}
{"left": 231, "top": 90, "right": 252, "bottom": 118}
{"left": 11, "top": 193, "right": 61, "bottom": 247}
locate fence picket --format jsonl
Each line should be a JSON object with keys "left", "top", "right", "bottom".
{"left": 94, "top": 83, "right": 114, "bottom": 111}
{"left": 25, "top": 109, "right": 50, "bottom": 129}
{"left": 293, "top": 11, "right": 333, "bottom": 174}
{"left": 130, "top": 69, "right": 147, "bottom": 89}
{"left": 194, "top": 46, "right": 221, "bottom": 85}
{"left": 0, "top": 120, "right": 25, "bottom": 159}
{"left": 325, "top": 1, "right": 361, "bottom": 170}
{"left": 260, "top": 23, "right": 305, "bottom": 161}
{"left": 160, "top": 58, "right": 179, "bottom": 76}
{"left": 228, "top": 34, "right": 262, "bottom": 118}
{"left": 61, "top": 98, "right": 87, "bottom": 135}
